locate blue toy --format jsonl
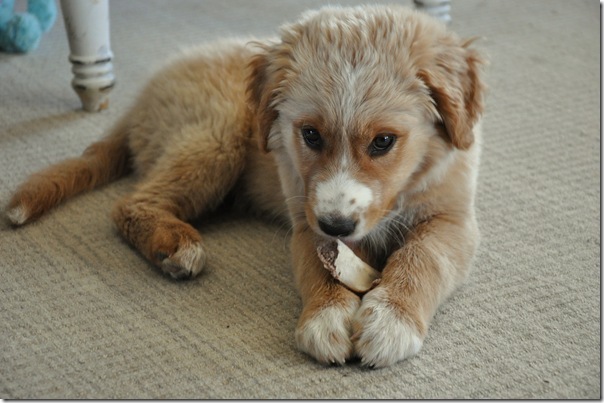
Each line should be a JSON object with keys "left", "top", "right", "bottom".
{"left": 0, "top": 0, "right": 57, "bottom": 53}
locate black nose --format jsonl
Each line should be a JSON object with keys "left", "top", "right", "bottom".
{"left": 318, "top": 216, "right": 357, "bottom": 237}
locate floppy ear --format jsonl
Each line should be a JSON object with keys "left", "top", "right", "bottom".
{"left": 418, "top": 40, "right": 487, "bottom": 150}
{"left": 247, "top": 48, "right": 280, "bottom": 153}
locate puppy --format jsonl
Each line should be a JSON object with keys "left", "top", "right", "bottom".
{"left": 6, "top": 5, "right": 486, "bottom": 368}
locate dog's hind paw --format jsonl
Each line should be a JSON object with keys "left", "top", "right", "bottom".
{"left": 6, "top": 204, "right": 30, "bottom": 226}
{"left": 156, "top": 241, "right": 207, "bottom": 280}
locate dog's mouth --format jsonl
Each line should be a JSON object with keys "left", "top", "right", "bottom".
{"left": 308, "top": 202, "right": 402, "bottom": 252}
{"left": 312, "top": 226, "right": 362, "bottom": 254}
{"left": 339, "top": 237, "right": 361, "bottom": 250}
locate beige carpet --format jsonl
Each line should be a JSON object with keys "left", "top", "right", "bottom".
{"left": 0, "top": 0, "right": 599, "bottom": 399}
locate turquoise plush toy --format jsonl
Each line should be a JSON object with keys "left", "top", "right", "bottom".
{"left": 0, "top": 0, "right": 57, "bottom": 53}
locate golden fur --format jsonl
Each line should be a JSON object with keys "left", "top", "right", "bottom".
{"left": 5, "top": 5, "right": 486, "bottom": 368}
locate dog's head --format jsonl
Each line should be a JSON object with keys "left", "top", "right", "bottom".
{"left": 248, "top": 5, "right": 486, "bottom": 243}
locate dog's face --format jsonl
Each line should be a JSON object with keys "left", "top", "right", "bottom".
{"left": 277, "top": 71, "right": 436, "bottom": 243}
{"left": 249, "top": 5, "right": 485, "bottom": 244}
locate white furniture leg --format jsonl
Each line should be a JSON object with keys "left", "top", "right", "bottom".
{"left": 414, "top": 0, "right": 452, "bottom": 24}
{"left": 60, "top": 0, "right": 115, "bottom": 112}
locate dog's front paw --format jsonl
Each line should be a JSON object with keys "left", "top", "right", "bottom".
{"left": 352, "top": 287, "right": 424, "bottom": 368}
{"left": 295, "top": 296, "right": 360, "bottom": 365}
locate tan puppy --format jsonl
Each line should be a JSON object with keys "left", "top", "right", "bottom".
{"left": 5, "top": 5, "right": 486, "bottom": 368}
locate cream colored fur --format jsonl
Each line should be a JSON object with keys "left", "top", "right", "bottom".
{"left": 6, "top": 5, "right": 486, "bottom": 367}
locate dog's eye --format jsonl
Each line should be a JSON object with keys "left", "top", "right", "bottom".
{"left": 301, "top": 126, "right": 322, "bottom": 150}
{"left": 370, "top": 134, "right": 396, "bottom": 156}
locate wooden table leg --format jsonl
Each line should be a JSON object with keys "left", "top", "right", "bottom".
{"left": 414, "top": 0, "right": 452, "bottom": 25}
{"left": 60, "top": 0, "right": 115, "bottom": 112}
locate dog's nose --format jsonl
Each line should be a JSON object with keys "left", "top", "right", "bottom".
{"left": 318, "top": 215, "right": 357, "bottom": 237}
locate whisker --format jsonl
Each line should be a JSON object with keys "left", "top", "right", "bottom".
{"left": 269, "top": 218, "right": 292, "bottom": 245}
{"left": 284, "top": 195, "right": 308, "bottom": 204}
{"left": 361, "top": 210, "right": 414, "bottom": 258}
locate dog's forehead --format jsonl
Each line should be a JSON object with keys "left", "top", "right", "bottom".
{"left": 272, "top": 6, "right": 445, "bottom": 138}
{"left": 276, "top": 10, "right": 432, "bottom": 127}
{"left": 280, "top": 60, "right": 426, "bottom": 137}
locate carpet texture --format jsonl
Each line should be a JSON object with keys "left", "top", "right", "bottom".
{"left": 0, "top": 0, "right": 599, "bottom": 399}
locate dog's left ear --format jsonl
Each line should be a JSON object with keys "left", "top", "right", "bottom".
{"left": 418, "top": 39, "right": 487, "bottom": 150}
{"left": 247, "top": 45, "right": 282, "bottom": 153}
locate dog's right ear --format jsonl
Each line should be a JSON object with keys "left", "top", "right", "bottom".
{"left": 247, "top": 46, "right": 280, "bottom": 153}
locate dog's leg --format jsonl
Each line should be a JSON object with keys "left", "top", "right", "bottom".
{"left": 352, "top": 214, "right": 479, "bottom": 367}
{"left": 292, "top": 226, "right": 361, "bottom": 365}
{"left": 112, "top": 124, "right": 248, "bottom": 279}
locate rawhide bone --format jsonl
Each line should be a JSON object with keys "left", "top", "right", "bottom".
{"left": 317, "top": 239, "right": 381, "bottom": 293}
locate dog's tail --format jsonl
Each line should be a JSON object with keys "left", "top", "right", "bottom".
{"left": 5, "top": 120, "right": 132, "bottom": 226}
